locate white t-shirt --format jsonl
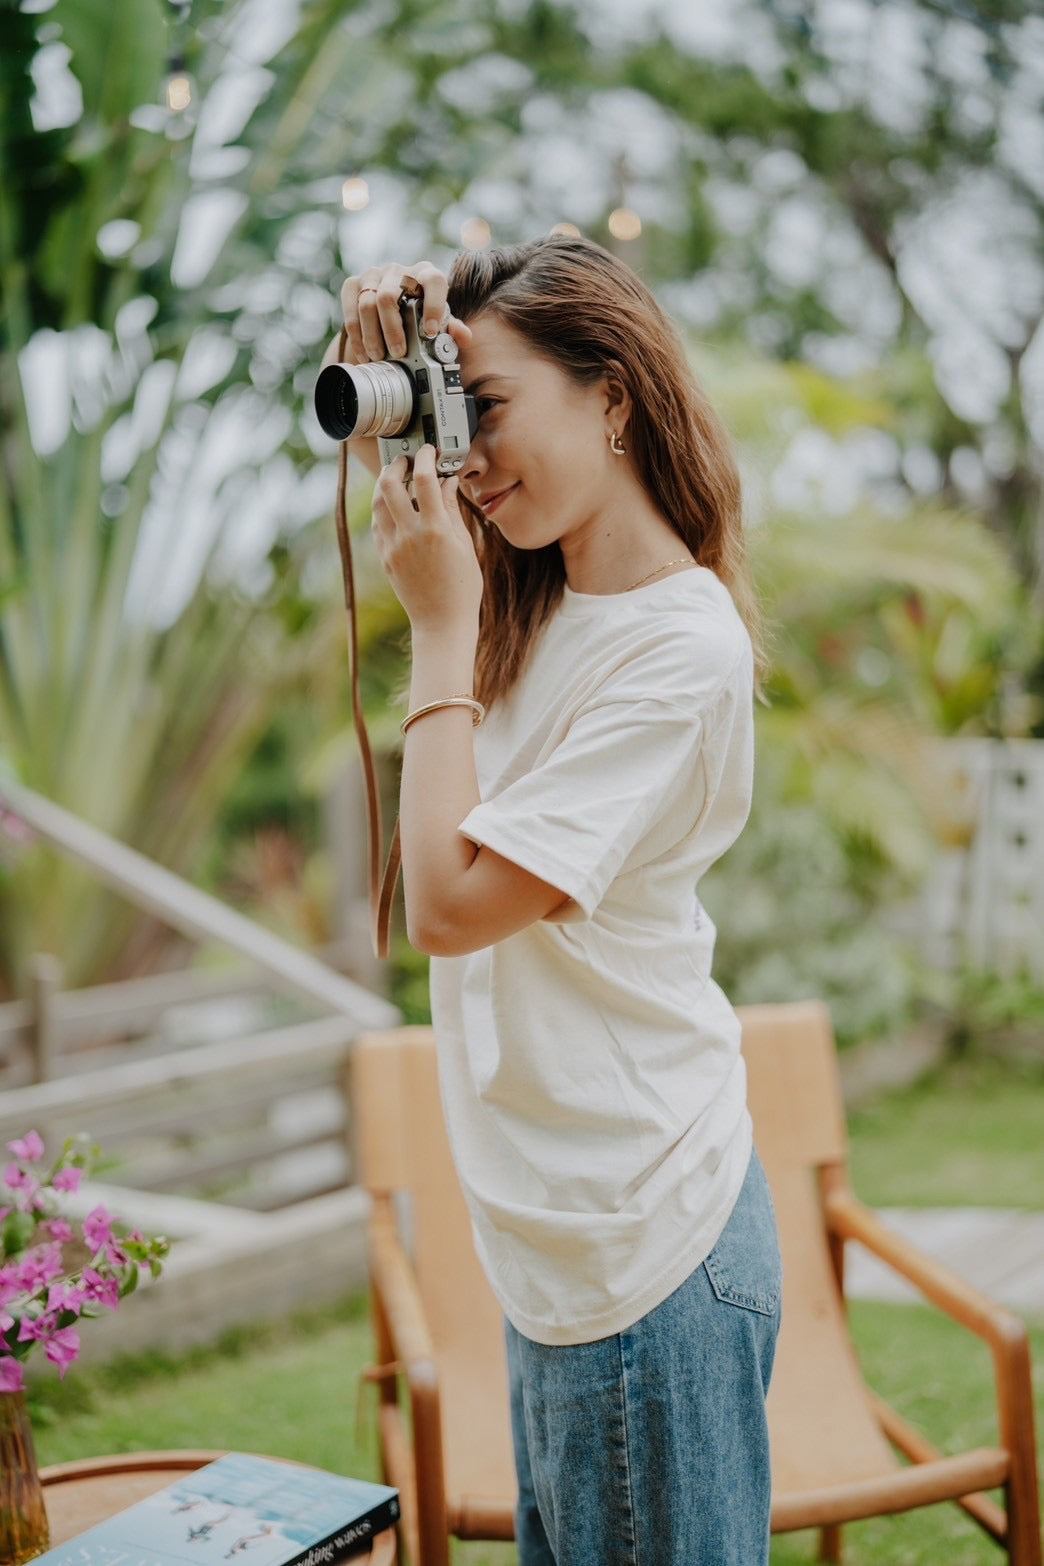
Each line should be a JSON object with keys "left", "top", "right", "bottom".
{"left": 428, "top": 566, "right": 755, "bottom": 1346}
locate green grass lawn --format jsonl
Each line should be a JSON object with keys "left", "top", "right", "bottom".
{"left": 27, "top": 1046, "right": 1044, "bottom": 1565}
{"left": 847, "top": 1048, "right": 1044, "bottom": 1209}
{"left": 29, "top": 1293, "right": 1044, "bottom": 1566}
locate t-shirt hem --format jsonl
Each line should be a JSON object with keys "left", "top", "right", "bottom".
{"left": 492, "top": 1119, "right": 754, "bottom": 1347}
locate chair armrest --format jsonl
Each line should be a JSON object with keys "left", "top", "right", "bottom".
{"left": 368, "top": 1211, "right": 438, "bottom": 1382}
{"left": 824, "top": 1190, "right": 1027, "bottom": 1351}
{"left": 826, "top": 1188, "right": 1042, "bottom": 1548}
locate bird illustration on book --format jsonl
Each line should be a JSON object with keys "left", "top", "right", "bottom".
{"left": 187, "top": 1515, "right": 230, "bottom": 1542}
{"left": 225, "top": 1524, "right": 275, "bottom": 1557}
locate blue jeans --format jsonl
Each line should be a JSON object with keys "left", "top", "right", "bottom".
{"left": 505, "top": 1148, "right": 782, "bottom": 1566}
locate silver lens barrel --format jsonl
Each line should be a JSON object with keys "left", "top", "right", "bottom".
{"left": 314, "top": 361, "right": 415, "bottom": 442}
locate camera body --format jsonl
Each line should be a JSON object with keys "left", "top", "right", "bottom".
{"left": 314, "top": 294, "right": 478, "bottom": 474}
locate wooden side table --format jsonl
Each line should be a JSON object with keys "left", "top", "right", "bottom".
{"left": 40, "top": 1451, "right": 396, "bottom": 1564}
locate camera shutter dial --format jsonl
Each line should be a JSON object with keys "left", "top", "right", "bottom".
{"left": 431, "top": 333, "right": 457, "bottom": 364}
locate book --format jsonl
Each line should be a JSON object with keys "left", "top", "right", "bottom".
{"left": 32, "top": 1453, "right": 400, "bottom": 1566}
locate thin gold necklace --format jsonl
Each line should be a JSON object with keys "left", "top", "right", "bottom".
{"left": 625, "top": 558, "right": 696, "bottom": 592}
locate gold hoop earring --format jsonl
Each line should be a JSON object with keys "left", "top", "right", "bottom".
{"left": 608, "top": 431, "right": 627, "bottom": 456}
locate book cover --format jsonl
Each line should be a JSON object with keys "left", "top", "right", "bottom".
{"left": 32, "top": 1453, "right": 400, "bottom": 1566}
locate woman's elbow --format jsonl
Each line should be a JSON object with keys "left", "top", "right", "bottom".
{"left": 406, "top": 905, "right": 485, "bottom": 959}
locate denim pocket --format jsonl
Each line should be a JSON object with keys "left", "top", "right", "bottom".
{"left": 703, "top": 1150, "right": 782, "bottom": 1317}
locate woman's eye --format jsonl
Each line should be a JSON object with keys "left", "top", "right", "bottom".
{"left": 476, "top": 397, "right": 499, "bottom": 420}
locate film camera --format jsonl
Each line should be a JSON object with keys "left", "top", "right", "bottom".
{"left": 314, "top": 291, "right": 478, "bottom": 474}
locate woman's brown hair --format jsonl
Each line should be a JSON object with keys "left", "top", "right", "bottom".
{"left": 448, "top": 234, "right": 763, "bottom": 704}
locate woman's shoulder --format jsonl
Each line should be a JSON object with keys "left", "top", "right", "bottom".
{"left": 556, "top": 568, "right": 752, "bottom": 714}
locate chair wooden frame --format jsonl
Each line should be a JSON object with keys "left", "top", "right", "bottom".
{"left": 352, "top": 1006, "right": 1041, "bottom": 1565}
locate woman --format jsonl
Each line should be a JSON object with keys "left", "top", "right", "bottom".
{"left": 334, "top": 235, "right": 781, "bottom": 1566}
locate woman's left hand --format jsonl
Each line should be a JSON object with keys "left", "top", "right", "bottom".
{"left": 371, "top": 443, "right": 483, "bottom": 636}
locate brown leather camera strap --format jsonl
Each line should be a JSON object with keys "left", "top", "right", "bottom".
{"left": 332, "top": 338, "right": 401, "bottom": 960}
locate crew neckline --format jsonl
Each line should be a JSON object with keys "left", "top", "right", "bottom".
{"left": 559, "top": 564, "right": 717, "bottom": 616}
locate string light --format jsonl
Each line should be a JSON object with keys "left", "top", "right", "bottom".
{"left": 341, "top": 177, "right": 370, "bottom": 211}
{"left": 607, "top": 208, "right": 642, "bottom": 242}
{"left": 460, "top": 217, "right": 491, "bottom": 250}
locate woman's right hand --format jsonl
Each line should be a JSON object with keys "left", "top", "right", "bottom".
{"left": 322, "top": 261, "right": 472, "bottom": 473}
{"left": 340, "top": 260, "right": 471, "bottom": 363}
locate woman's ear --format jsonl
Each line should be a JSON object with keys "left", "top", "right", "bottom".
{"left": 602, "top": 363, "right": 633, "bottom": 427}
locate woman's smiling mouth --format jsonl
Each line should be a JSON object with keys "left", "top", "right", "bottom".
{"left": 477, "top": 483, "right": 519, "bottom": 517}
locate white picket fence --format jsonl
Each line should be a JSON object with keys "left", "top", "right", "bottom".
{"left": 914, "top": 739, "right": 1044, "bottom": 980}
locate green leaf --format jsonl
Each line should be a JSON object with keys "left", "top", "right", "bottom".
{"left": 1, "top": 1209, "right": 36, "bottom": 1258}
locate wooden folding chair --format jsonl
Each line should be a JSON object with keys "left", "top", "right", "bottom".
{"left": 351, "top": 1005, "right": 1041, "bottom": 1565}
{"left": 743, "top": 1000, "right": 1040, "bottom": 1563}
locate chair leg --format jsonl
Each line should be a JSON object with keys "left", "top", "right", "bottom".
{"left": 996, "top": 1319, "right": 1042, "bottom": 1566}
{"left": 818, "top": 1523, "right": 842, "bottom": 1562}
{"left": 1007, "top": 1477, "right": 1043, "bottom": 1566}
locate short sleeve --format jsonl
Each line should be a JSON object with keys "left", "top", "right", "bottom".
{"left": 458, "top": 697, "right": 706, "bottom": 918}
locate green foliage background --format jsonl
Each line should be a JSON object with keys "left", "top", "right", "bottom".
{"left": 1, "top": 0, "right": 1041, "bottom": 1036}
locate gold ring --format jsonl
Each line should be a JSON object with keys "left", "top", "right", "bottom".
{"left": 358, "top": 286, "right": 378, "bottom": 297}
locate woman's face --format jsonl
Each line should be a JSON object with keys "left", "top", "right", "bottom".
{"left": 457, "top": 313, "right": 618, "bottom": 551}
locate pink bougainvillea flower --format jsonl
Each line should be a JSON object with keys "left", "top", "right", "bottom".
{"left": 43, "top": 1217, "right": 73, "bottom": 1244}
{"left": 0, "top": 1308, "right": 13, "bottom": 1335}
{"left": 43, "top": 1324, "right": 80, "bottom": 1378}
{"left": 17, "top": 1243, "right": 64, "bottom": 1294}
{"left": 80, "top": 1268, "right": 120, "bottom": 1311}
{"left": 51, "top": 1165, "right": 83, "bottom": 1194}
{"left": 83, "top": 1206, "right": 115, "bottom": 1254}
{"left": 105, "top": 1238, "right": 129, "bottom": 1268}
{"left": 7, "top": 1131, "right": 45, "bottom": 1163}
{"left": 46, "top": 1282, "right": 85, "bottom": 1316}
{"left": 0, "top": 1356, "right": 25, "bottom": 1392}
{"left": 18, "top": 1312, "right": 52, "bottom": 1343}
{"left": 0, "top": 1265, "right": 20, "bottom": 1306}
{"left": 0, "top": 1205, "right": 11, "bottom": 1223}
{"left": 3, "top": 1162, "right": 34, "bottom": 1193}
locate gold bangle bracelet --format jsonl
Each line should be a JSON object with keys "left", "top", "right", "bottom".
{"left": 400, "top": 696, "right": 485, "bottom": 736}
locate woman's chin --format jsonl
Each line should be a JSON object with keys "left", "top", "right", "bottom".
{"left": 492, "top": 513, "right": 563, "bottom": 553}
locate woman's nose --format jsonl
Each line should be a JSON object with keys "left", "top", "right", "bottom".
{"left": 461, "top": 433, "right": 487, "bottom": 487}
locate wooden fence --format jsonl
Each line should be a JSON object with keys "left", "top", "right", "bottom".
{"left": 0, "top": 779, "right": 402, "bottom": 1352}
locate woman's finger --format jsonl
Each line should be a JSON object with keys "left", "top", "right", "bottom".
{"left": 340, "top": 274, "right": 378, "bottom": 363}
{"left": 440, "top": 474, "right": 462, "bottom": 522}
{"left": 373, "top": 267, "right": 410, "bottom": 358}
{"left": 447, "top": 317, "right": 473, "bottom": 349}
{"left": 403, "top": 262, "right": 450, "bottom": 339}
{"left": 410, "top": 442, "right": 443, "bottom": 511}
{"left": 373, "top": 456, "right": 414, "bottom": 527}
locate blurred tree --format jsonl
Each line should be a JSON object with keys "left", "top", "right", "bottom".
{"left": 308, "top": 0, "right": 1042, "bottom": 604}
{"left": 1, "top": 0, "right": 1039, "bottom": 1006}
{"left": 699, "top": 350, "right": 1032, "bottom": 1041}
{"left": 0, "top": 0, "right": 371, "bottom": 989}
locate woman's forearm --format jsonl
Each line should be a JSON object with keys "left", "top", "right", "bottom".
{"left": 398, "top": 625, "right": 483, "bottom": 951}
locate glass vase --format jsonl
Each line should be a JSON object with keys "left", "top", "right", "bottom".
{"left": 0, "top": 1390, "right": 50, "bottom": 1565}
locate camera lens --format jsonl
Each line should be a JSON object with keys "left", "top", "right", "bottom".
{"left": 314, "top": 362, "right": 416, "bottom": 441}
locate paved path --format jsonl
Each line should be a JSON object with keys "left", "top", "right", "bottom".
{"left": 844, "top": 1207, "right": 1044, "bottom": 1316}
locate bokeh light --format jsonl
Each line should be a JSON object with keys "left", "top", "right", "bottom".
{"left": 550, "top": 222, "right": 581, "bottom": 237}
{"left": 460, "top": 217, "right": 492, "bottom": 250}
{"left": 341, "top": 177, "right": 370, "bottom": 212}
{"left": 607, "top": 208, "right": 642, "bottom": 242}
{"left": 165, "top": 74, "right": 193, "bottom": 114}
